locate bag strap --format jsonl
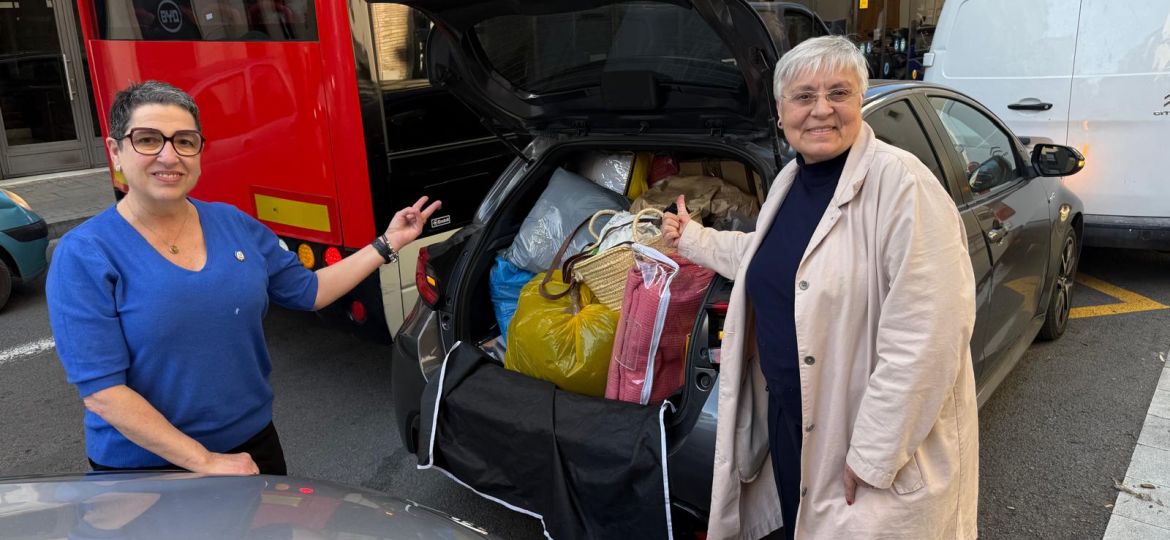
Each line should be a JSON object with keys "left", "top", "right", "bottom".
{"left": 539, "top": 216, "right": 594, "bottom": 300}
{"left": 563, "top": 240, "right": 634, "bottom": 278}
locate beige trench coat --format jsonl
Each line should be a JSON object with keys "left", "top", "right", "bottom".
{"left": 679, "top": 124, "right": 979, "bottom": 539}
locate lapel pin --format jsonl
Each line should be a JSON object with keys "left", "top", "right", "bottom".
{"left": 235, "top": 250, "right": 246, "bottom": 261}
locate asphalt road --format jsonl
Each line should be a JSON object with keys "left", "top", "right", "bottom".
{"left": 1, "top": 246, "right": 1167, "bottom": 539}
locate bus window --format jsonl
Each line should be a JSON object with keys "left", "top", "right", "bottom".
{"left": 93, "top": 0, "right": 318, "bottom": 41}
{"left": 372, "top": 4, "right": 430, "bottom": 90}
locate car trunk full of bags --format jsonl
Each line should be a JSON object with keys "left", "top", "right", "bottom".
{"left": 418, "top": 149, "right": 763, "bottom": 539}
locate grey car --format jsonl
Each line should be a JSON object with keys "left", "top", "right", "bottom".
{"left": 0, "top": 472, "right": 499, "bottom": 539}
{"left": 387, "top": 0, "right": 1085, "bottom": 533}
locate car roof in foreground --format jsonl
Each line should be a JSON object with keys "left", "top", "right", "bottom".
{"left": 0, "top": 472, "right": 497, "bottom": 539}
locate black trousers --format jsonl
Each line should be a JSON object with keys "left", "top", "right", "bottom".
{"left": 89, "top": 421, "right": 287, "bottom": 475}
{"left": 767, "top": 384, "right": 803, "bottom": 540}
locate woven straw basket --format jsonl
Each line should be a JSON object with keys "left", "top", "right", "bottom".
{"left": 568, "top": 208, "right": 669, "bottom": 311}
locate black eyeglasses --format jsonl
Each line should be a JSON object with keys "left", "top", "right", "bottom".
{"left": 117, "top": 127, "right": 206, "bottom": 157}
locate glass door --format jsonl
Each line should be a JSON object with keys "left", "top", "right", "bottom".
{"left": 0, "top": 0, "right": 101, "bottom": 178}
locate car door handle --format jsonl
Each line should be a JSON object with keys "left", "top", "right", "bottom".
{"left": 987, "top": 227, "right": 1007, "bottom": 245}
{"left": 1007, "top": 101, "right": 1052, "bottom": 111}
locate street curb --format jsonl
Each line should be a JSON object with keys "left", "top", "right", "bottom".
{"left": 48, "top": 216, "right": 94, "bottom": 241}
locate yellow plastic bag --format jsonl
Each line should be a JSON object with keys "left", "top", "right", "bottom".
{"left": 625, "top": 151, "right": 653, "bottom": 200}
{"left": 505, "top": 272, "right": 619, "bottom": 397}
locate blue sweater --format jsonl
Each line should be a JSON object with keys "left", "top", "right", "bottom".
{"left": 47, "top": 199, "right": 318, "bottom": 467}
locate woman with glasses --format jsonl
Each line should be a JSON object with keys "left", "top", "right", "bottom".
{"left": 663, "top": 37, "right": 978, "bottom": 539}
{"left": 46, "top": 81, "right": 439, "bottom": 476}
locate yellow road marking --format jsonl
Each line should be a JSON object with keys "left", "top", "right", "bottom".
{"left": 1070, "top": 274, "right": 1168, "bottom": 319}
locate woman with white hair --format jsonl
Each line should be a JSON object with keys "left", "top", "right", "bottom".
{"left": 663, "top": 36, "right": 979, "bottom": 539}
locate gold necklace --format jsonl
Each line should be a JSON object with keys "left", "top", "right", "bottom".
{"left": 127, "top": 201, "right": 191, "bottom": 255}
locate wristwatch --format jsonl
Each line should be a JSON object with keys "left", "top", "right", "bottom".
{"left": 371, "top": 235, "right": 399, "bottom": 264}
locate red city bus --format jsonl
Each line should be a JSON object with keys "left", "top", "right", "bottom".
{"left": 74, "top": 0, "right": 520, "bottom": 341}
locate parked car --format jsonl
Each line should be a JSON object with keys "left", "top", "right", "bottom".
{"left": 0, "top": 472, "right": 499, "bottom": 539}
{"left": 386, "top": 0, "right": 1085, "bottom": 533}
{"left": 924, "top": 0, "right": 1168, "bottom": 249}
{"left": 0, "top": 187, "right": 49, "bottom": 311}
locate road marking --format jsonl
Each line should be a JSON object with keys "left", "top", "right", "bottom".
{"left": 0, "top": 338, "right": 56, "bottom": 366}
{"left": 1071, "top": 274, "right": 1169, "bottom": 319}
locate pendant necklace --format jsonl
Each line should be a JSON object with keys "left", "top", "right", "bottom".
{"left": 128, "top": 201, "right": 191, "bottom": 255}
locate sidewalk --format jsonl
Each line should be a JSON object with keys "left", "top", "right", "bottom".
{"left": 1104, "top": 359, "right": 1170, "bottom": 539}
{"left": 0, "top": 168, "right": 114, "bottom": 239}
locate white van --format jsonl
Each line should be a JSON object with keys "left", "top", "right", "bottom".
{"left": 925, "top": 0, "right": 1170, "bottom": 249}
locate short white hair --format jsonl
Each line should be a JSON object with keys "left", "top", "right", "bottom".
{"left": 773, "top": 36, "right": 869, "bottom": 99}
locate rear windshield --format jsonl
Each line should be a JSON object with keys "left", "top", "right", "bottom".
{"left": 472, "top": 2, "right": 743, "bottom": 94}
{"left": 93, "top": 0, "right": 318, "bottom": 42}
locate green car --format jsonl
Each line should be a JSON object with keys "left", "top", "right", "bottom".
{"left": 0, "top": 187, "right": 48, "bottom": 311}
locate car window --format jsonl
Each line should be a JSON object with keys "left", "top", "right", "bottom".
{"left": 866, "top": 100, "right": 948, "bottom": 191}
{"left": 783, "top": 11, "right": 825, "bottom": 48}
{"left": 753, "top": 5, "right": 789, "bottom": 53}
{"left": 94, "top": 0, "right": 317, "bottom": 41}
{"left": 372, "top": 5, "right": 431, "bottom": 90}
{"left": 928, "top": 97, "right": 1020, "bottom": 195}
{"left": 472, "top": 2, "right": 741, "bottom": 94}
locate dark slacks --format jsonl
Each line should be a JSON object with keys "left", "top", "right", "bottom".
{"left": 767, "top": 383, "right": 803, "bottom": 540}
{"left": 89, "top": 421, "right": 287, "bottom": 475}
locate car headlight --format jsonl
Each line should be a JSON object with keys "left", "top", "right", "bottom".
{"left": 0, "top": 188, "right": 32, "bottom": 211}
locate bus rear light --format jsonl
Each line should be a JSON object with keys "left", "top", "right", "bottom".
{"left": 324, "top": 246, "right": 342, "bottom": 266}
{"left": 349, "top": 300, "right": 367, "bottom": 324}
{"left": 416, "top": 247, "right": 440, "bottom": 307}
{"left": 296, "top": 244, "right": 315, "bottom": 269}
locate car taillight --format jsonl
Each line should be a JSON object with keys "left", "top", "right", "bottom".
{"left": 348, "top": 300, "right": 367, "bottom": 324}
{"left": 324, "top": 246, "right": 342, "bottom": 266}
{"left": 416, "top": 246, "right": 440, "bottom": 307}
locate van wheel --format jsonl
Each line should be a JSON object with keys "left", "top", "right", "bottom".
{"left": 0, "top": 259, "right": 12, "bottom": 312}
{"left": 1037, "top": 229, "right": 1078, "bottom": 341}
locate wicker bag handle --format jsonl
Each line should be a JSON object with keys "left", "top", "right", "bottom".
{"left": 631, "top": 207, "right": 665, "bottom": 245}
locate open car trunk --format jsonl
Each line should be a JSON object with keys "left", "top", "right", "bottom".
{"left": 385, "top": 0, "right": 786, "bottom": 534}
{"left": 417, "top": 141, "right": 769, "bottom": 537}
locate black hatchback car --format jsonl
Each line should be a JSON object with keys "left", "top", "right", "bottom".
{"left": 385, "top": 0, "right": 1085, "bottom": 535}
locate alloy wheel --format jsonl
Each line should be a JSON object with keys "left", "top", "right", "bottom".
{"left": 1053, "top": 234, "right": 1077, "bottom": 332}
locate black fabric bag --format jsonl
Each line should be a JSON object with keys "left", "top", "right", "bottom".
{"left": 418, "top": 343, "right": 673, "bottom": 540}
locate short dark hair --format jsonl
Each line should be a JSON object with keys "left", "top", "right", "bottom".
{"left": 108, "top": 81, "right": 201, "bottom": 144}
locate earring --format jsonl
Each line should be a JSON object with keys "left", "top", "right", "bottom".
{"left": 776, "top": 119, "right": 782, "bottom": 129}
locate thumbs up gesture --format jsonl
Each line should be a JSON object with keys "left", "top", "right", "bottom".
{"left": 662, "top": 195, "right": 690, "bottom": 248}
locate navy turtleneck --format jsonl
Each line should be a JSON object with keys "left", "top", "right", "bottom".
{"left": 744, "top": 147, "right": 849, "bottom": 531}
{"left": 747, "top": 148, "right": 849, "bottom": 387}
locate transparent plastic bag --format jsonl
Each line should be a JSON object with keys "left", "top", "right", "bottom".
{"left": 505, "top": 273, "right": 619, "bottom": 398}
{"left": 573, "top": 151, "right": 635, "bottom": 195}
{"left": 503, "top": 168, "right": 629, "bottom": 273}
{"left": 606, "top": 245, "right": 714, "bottom": 405}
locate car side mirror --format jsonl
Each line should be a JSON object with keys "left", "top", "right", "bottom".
{"left": 1031, "top": 144, "right": 1085, "bottom": 177}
